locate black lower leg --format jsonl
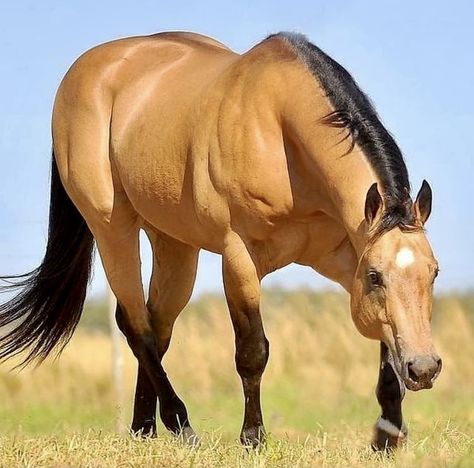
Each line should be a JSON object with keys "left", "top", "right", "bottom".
{"left": 235, "top": 325, "right": 269, "bottom": 448}
{"left": 116, "top": 305, "right": 193, "bottom": 438}
{"left": 116, "top": 305, "right": 157, "bottom": 436}
{"left": 135, "top": 335, "right": 192, "bottom": 436}
{"left": 131, "top": 364, "right": 157, "bottom": 436}
{"left": 372, "top": 342, "right": 407, "bottom": 451}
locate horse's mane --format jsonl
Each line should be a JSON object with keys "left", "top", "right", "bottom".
{"left": 268, "top": 32, "right": 420, "bottom": 238}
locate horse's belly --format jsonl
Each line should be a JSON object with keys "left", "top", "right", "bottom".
{"left": 113, "top": 151, "right": 225, "bottom": 251}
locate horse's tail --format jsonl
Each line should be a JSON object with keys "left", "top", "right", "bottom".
{"left": 0, "top": 152, "right": 94, "bottom": 367}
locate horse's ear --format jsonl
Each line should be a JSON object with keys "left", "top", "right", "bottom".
{"left": 365, "top": 182, "right": 383, "bottom": 227}
{"left": 414, "top": 180, "right": 432, "bottom": 224}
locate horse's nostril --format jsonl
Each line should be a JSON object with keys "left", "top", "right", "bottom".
{"left": 407, "top": 360, "right": 419, "bottom": 382}
{"left": 406, "top": 355, "right": 441, "bottom": 384}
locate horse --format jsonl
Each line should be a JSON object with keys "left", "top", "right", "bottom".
{"left": 0, "top": 31, "right": 441, "bottom": 450}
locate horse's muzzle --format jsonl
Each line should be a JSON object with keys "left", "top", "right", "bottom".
{"left": 404, "top": 354, "right": 442, "bottom": 391}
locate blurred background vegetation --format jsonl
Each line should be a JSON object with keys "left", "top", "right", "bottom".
{"left": 0, "top": 288, "right": 472, "bottom": 442}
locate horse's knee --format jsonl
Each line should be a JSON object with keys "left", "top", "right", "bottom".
{"left": 236, "top": 334, "right": 269, "bottom": 379}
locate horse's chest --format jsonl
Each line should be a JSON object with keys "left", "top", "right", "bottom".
{"left": 250, "top": 214, "right": 353, "bottom": 282}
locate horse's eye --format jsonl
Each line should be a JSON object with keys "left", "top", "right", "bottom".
{"left": 433, "top": 267, "right": 440, "bottom": 282}
{"left": 367, "top": 270, "right": 383, "bottom": 288}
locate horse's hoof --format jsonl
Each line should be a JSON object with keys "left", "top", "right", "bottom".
{"left": 178, "top": 426, "right": 201, "bottom": 447}
{"left": 240, "top": 426, "right": 266, "bottom": 449}
{"left": 371, "top": 417, "right": 407, "bottom": 452}
{"left": 130, "top": 421, "right": 157, "bottom": 439}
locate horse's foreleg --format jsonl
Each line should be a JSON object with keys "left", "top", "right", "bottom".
{"left": 372, "top": 342, "right": 407, "bottom": 451}
{"left": 223, "top": 233, "right": 269, "bottom": 448}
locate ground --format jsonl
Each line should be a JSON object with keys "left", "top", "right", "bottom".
{"left": 0, "top": 290, "right": 472, "bottom": 467}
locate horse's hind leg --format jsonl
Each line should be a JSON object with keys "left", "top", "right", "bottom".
{"left": 53, "top": 84, "right": 196, "bottom": 440}
{"left": 222, "top": 233, "right": 269, "bottom": 448}
{"left": 131, "top": 362, "right": 157, "bottom": 436}
{"left": 146, "top": 230, "right": 199, "bottom": 361}
{"left": 130, "top": 229, "right": 199, "bottom": 438}
{"left": 93, "top": 218, "right": 197, "bottom": 442}
{"left": 372, "top": 342, "right": 407, "bottom": 451}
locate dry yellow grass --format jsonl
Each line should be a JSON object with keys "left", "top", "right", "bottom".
{"left": 0, "top": 426, "right": 472, "bottom": 468}
{"left": 0, "top": 289, "right": 472, "bottom": 467}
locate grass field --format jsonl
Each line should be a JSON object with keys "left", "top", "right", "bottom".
{"left": 0, "top": 289, "right": 472, "bottom": 467}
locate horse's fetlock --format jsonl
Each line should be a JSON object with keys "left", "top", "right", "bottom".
{"left": 160, "top": 398, "right": 189, "bottom": 432}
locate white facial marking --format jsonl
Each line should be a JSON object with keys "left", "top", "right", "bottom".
{"left": 376, "top": 417, "right": 404, "bottom": 438}
{"left": 395, "top": 247, "right": 415, "bottom": 268}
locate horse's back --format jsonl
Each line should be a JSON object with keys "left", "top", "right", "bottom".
{"left": 54, "top": 32, "right": 237, "bottom": 132}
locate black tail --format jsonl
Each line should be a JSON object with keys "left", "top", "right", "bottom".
{"left": 0, "top": 153, "right": 94, "bottom": 366}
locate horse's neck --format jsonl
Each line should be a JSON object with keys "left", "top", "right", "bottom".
{"left": 281, "top": 84, "right": 378, "bottom": 257}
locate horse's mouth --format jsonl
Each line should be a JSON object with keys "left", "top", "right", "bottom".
{"left": 391, "top": 347, "right": 442, "bottom": 392}
{"left": 404, "top": 375, "right": 434, "bottom": 391}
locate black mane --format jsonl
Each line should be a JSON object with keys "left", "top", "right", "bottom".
{"left": 269, "top": 32, "right": 417, "bottom": 234}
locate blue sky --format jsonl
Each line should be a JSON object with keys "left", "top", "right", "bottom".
{"left": 0, "top": 1, "right": 472, "bottom": 298}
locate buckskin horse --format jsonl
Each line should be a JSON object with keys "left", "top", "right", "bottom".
{"left": 0, "top": 32, "right": 441, "bottom": 450}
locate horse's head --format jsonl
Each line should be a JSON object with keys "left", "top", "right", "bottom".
{"left": 350, "top": 181, "right": 441, "bottom": 391}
